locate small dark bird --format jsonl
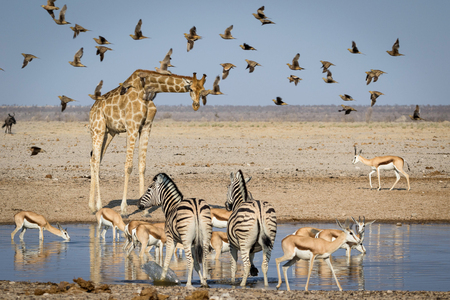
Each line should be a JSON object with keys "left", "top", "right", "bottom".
{"left": 53, "top": 4, "right": 70, "bottom": 25}
{"left": 70, "top": 24, "right": 89, "bottom": 39}
{"left": 259, "top": 19, "right": 275, "bottom": 25}
{"left": 323, "top": 70, "right": 338, "bottom": 83}
{"left": 41, "top": 0, "right": 59, "bottom": 19}
{"left": 288, "top": 75, "right": 302, "bottom": 86}
{"left": 287, "top": 53, "right": 304, "bottom": 70}
{"left": 138, "top": 72, "right": 147, "bottom": 88}
{"left": 58, "top": 95, "right": 76, "bottom": 112}
{"left": 143, "top": 86, "right": 157, "bottom": 101}
{"left": 339, "top": 94, "right": 354, "bottom": 101}
{"left": 339, "top": 105, "right": 357, "bottom": 115}
{"left": 273, "top": 97, "right": 287, "bottom": 105}
{"left": 245, "top": 59, "right": 261, "bottom": 73}
{"left": 347, "top": 41, "right": 363, "bottom": 54}
{"left": 29, "top": 146, "right": 46, "bottom": 156}
{"left": 320, "top": 60, "right": 335, "bottom": 73}
{"left": 369, "top": 91, "right": 384, "bottom": 107}
{"left": 130, "top": 19, "right": 148, "bottom": 40}
{"left": 21, "top": 53, "right": 39, "bottom": 69}
{"left": 387, "top": 38, "right": 404, "bottom": 56}
{"left": 95, "top": 46, "right": 112, "bottom": 62}
{"left": 240, "top": 43, "right": 257, "bottom": 51}
{"left": 252, "top": 6, "right": 268, "bottom": 20}
{"left": 220, "top": 63, "right": 236, "bottom": 80}
{"left": 93, "top": 36, "right": 112, "bottom": 45}
{"left": 69, "top": 48, "right": 86, "bottom": 67}
{"left": 409, "top": 105, "right": 425, "bottom": 120}
{"left": 219, "top": 25, "right": 235, "bottom": 39}
{"left": 89, "top": 80, "right": 104, "bottom": 101}
{"left": 119, "top": 82, "right": 134, "bottom": 95}
{"left": 200, "top": 76, "right": 223, "bottom": 105}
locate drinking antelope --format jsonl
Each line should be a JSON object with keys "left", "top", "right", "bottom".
{"left": 276, "top": 219, "right": 360, "bottom": 291}
{"left": 95, "top": 208, "right": 126, "bottom": 241}
{"left": 11, "top": 211, "right": 70, "bottom": 241}
{"left": 352, "top": 216, "right": 376, "bottom": 253}
{"left": 352, "top": 146, "right": 410, "bottom": 191}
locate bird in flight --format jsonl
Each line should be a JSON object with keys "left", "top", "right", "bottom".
{"left": 365, "top": 69, "right": 386, "bottom": 85}
{"left": 93, "top": 36, "right": 112, "bottom": 45}
{"left": 58, "top": 95, "right": 76, "bottom": 112}
{"left": 339, "top": 105, "right": 357, "bottom": 114}
{"left": 240, "top": 43, "right": 257, "bottom": 51}
{"left": 21, "top": 53, "right": 39, "bottom": 69}
{"left": 273, "top": 97, "right": 287, "bottom": 105}
{"left": 347, "top": 41, "right": 363, "bottom": 54}
{"left": 184, "top": 26, "right": 201, "bottom": 52}
{"left": 369, "top": 91, "right": 384, "bottom": 107}
{"left": 220, "top": 63, "right": 236, "bottom": 80}
{"left": 41, "top": 0, "right": 59, "bottom": 19}
{"left": 339, "top": 94, "right": 354, "bottom": 101}
{"left": 88, "top": 80, "right": 104, "bottom": 101}
{"left": 323, "top": 70, "right": 338, "bottom": 83}
{"left": 287, "top": 53, "right": 304, "bottom": 70}
{"left": 95, "top": 46, "right": 113, "bottom": 62}
{"left": 70, "top": 24, "right": 90, "bottom": 39}
{"left": 29, "top": 146, "right": 46, "bottom": 156}
{"left": 409, "top": 105, "right": 425, "bottom": 120}
{"left": 252, "top": 6, "right": 268, "bottom": 20}
{"left": 155, "top": 48, "right": 174, "bottom": 74}
{"left": 287, "top": 75, "right": 302, "bottom": 86}
{"left": 320, "top": 60, "right": 335, "bottom": 73}
{"left": 130, "top": 19, "right": 148, "bottom": 40}
{"left": 219, "top": 25, "right": 235, "bottom": 39}
{"left": 245, "top": 59, "right": 261, "bottom": 73}
{"left": 387, "top": 38, "right": 404, "bottom": 56}
{"left": 53, "top": 4, "right": 70, "bottom": 25}
{"left": 69, "top": 48, "right": 86, "bottom": 67}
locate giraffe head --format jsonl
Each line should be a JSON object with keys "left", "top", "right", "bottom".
{"left": 186, "top": 73, "right": 207, "bottom": 111}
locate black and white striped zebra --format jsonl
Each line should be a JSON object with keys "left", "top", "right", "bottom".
{"left": 2, "top": 113, "right": 16, "bottom": 134}
{"left": 225, "top": 170, "right": 277, "bottom": 287}
{"left": 138, "top": 173, "right": 212, "bottom": 287}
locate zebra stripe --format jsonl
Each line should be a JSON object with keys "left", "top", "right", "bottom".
{"left": 138, "top": 173, "right": 212, "bottom": 287}
{"left": 225, "top": 170, "right": 277, "bottom": 287}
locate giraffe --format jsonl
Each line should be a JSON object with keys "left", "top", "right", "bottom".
{"left": 89, "top": 69, "right": 207, "bottom": 215}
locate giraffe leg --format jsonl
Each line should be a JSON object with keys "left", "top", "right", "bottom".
{"left": 138, "top": 102, "right": 157, "bottom": 197}
{"left": 121, "top": 124, "right": 140, "bottom": 215}
{"left": 89, "top": 121, "right": 107, "bottom": 213}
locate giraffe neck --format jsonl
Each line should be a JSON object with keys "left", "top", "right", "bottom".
{"left": 135, "top": 69, "right": 193, "bottom": 94}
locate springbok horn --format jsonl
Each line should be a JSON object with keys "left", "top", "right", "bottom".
{"left": 354, "top": 146, "right": 357, "bottom": 155}
{"left": 336, "top": 218, "right": 343, "bottom": 229}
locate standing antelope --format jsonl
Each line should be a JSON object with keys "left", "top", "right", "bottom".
{"left": 95, "top": 208, "right": 126, "bottom": 241}
{"left": 209, "top": 231, "right": 230, "bottom": 260}
{"left": 352, "top": 146, "right": 410, "bottom": 191}
{"left": 138, "top": 173, "right": 212, "bottom": 287}
{"left": 276, "top": 219, "right": 360, "bottom": 291}
{"left": 294, "top": 225, "right": 364, "bottom": 258}
{"left": 226, "top": 170, "right": 277, "bottom": 287}
{"left": 11, "top": 211, "right": 70, "bottom": 241}
{"left": 123, "top": 220, "right": 151, "bottom": 252}
{"left": 2, "top": 113, "right": 16, "bottom": 134}
{"left": 127, "top": 224, "right": 166, "bottom": 263}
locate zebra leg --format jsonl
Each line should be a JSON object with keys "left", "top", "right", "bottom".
{"left": 230, "top": 246, "right": 239, "bottom": 284}
{"left": 240, "top": 249, "right": 252, "bottom": 287}
{"left": 183, "top": 241, "right": 196, "bottom": 287}
{"left": 249, "top": 252, "right": 258, "bottom": 276}
{"left": 261, "top": 247, "right": 272, "bottom": 287}
{"left": 161, "top": 239, "right": 176, "bottom": 281}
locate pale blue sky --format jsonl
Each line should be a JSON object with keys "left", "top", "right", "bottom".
{"left": 1, "top": 1, "right": 449, "bottom": 108}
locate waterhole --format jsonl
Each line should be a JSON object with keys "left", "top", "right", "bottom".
{"left": 1, "top": 223, "right": 449, "bottom": 291}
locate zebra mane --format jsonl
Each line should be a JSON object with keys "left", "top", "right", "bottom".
{"left": 153, "top": 172, "right": 184, "bottom": 199}
{"left": 236, "top": 169, "right": 249, "bottom": 202}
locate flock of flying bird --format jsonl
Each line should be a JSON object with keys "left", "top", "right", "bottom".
{"left": 4, "top": 3, "right": 426, "bottom": 121}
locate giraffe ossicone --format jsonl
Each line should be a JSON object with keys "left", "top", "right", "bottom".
{"left": 89, "top": 69, "right": 207, "bottom": 215}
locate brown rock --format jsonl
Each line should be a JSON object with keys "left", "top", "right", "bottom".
{"left": 73, "top": 277, "right": 95, "bottom": 292}
{"left": 186, "top": 290, "right": 209, "bottom": 300}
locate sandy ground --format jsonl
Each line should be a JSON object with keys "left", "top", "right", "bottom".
{"left": 1, "top": 121, "right": 449, "bottom": 299}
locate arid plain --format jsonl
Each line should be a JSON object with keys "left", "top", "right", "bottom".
{"left": 1, "top": 120, "right": 449, "bottom": 299}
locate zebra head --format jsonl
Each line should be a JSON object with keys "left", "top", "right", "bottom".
{"left": 138, "top": 173, "right": 183, "bottom": 213}
{"left": 225, "top": 170, "right": 252, "bottom": 211}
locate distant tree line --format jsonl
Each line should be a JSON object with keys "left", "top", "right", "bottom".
{"left": 1, "top": 104, "right": 449, "bottom": 123}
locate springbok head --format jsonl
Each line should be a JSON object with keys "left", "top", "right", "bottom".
{"left": 352, "top": 146, "right": 362, "bottom": 164}
{"left": 336, "top": 218, "right": 360, "bottom": 245}
{"left": 57, "top": 223, "right": 70, "bottom": 240}
{"left": 351, "top": 216, "right": 376, "bottom": 234}
{"left": 186, "top": 73, "right": 207, "bottom": 111}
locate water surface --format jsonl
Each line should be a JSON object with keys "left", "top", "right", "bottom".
{"left": 1, "top": 223, "right": 449, "bottom": 291}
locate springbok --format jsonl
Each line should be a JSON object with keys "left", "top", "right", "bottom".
{"left": 352, "top": 216, "right": 376, "bottom": 253}
{"left": 123, "top": 220, "right": 152, "bottom": 252}
{"left": 209, "top": 231, "right": 230, "bottom": 260}
{"left": 352, "top": 146, "right": 410, "bottom": 191}
{"left": 11, "top": 211, "right": 70, "bottom": 241}
{"left": 127, "top": 224, "right": 166, "bottom": 263}
{"left": 95, "top": 208, "right": 126, "bottom": 241}
{"left": 210, "top": 208, "right": 232, "bottom": 228}
{"left": 294, "top": 225, "right": 364, "bottom": 258}
{"left": 276, "top": 219, "right": 360, "bottom": 291}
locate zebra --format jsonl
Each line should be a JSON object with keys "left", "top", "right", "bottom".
{"left": 138, "top": 173, "right": 212, "bottom": 287}
{"left": 225, "top": 169, "right": 277, "bottom": 287}
{"left": 2, "top": 113, "right": 16, "bottom": 134}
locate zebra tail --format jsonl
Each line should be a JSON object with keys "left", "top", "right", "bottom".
{"left": 260, "top": 202, "right": 276, "bottom": 250}
{"left": 194, "top": 211, "right": 204, "bottom": 265}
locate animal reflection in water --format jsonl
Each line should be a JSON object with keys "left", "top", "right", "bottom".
{"left": 12, "top": 240, "right": 68, "bottom": 271}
